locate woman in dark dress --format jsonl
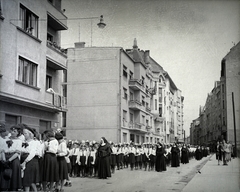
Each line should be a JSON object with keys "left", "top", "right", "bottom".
{"left": 97, "top": 137, "right": 112, "bottom": 179}
{"left": 195, "top": 146, "right": 202, "bottom": 160}
{"left": 155, "top": 143, "right": 166, "bottom": 172}
{"left": 181, "top": 144, "right": 189, "bottom": 164}
{"left": 171, "top": 143, "right": 180, "bottom": 167}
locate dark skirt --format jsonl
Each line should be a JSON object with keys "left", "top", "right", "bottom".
{"left": 155, "top": 155, "right": 166, "bottom": 172}
{"left": 42, "top": 153, "right": 59, "bottom": 182}
{"left": 9, "top": 157, "right": 22, "bottom": 190}
{"left": 57, "top": 156, "right": 68, "bottom": 180}
{"left": 110, "top": 154, "right": 116, "bottom": 166}
{"left": 128, "top": 153, "right": 135, "bottom": 164}
{"left": 80, "top": 156, "right": 86, "bottom": 166}
{"left": 22, "top": 157, "right": 40, "bottom": 187}
{"left": 0, "top": 161, "right": 11, "bottom": 190}
{"left": 87, "top": 156, "right": 94, "bottom": 167}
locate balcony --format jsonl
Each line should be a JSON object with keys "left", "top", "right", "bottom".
{"left": 45, "top": 91, "right": 67, "bottom": 111}
{"left": 129, "top": 79, "right": 145, "bottom": 92}
{"left": 47, "top": 10, "right": 67, "bottom": 31}
{"left": 47, "top": 40, "right": 67, "bottom": 59}
{"left": 129, "top": 100, "right": 144, "bottom": 111}
{"left": 146, "top": 106, "right": 151, "bottom": 113}
{"left": 129, "top": 122, "right": 147, "bottom": 133}
{"left": 154, "top": 114, "right": 165, "bottom": 122}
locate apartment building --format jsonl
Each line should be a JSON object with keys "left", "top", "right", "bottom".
{"left": 220, "top": 42, "right": 240, "bottom": 147}
{"left": 67, "top": 39, "right": 184, "bottom": 144}
{"left": 0, "top": 0, "right": 67, "bottom": 133}
{"left": 190, "top": 42, "right": 240, "bottom": 152}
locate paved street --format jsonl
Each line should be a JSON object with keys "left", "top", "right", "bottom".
{"left": 64, "top": 155, "right": 212, "bottom": 192}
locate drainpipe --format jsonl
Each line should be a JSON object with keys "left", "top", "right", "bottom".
{"left": 117, "top": 49, "right": 122, "bottom": 143}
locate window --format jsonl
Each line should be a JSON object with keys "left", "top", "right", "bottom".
{"left": 129, "top": 71, "right": 133, "bottom": 79}
{"left": 130, "top": 92, "right": 133, "bottom": 100}
{"left": 155, "top": 99, "right": 157, "bottom": 110}
{"left": 46, "top": 75, "right": 52, "bottom": 90}
{"left": 136, "top": 135, "right": 139, "bottom": 144}
{"left": 123, "top": 133, "right": 127, "bottom": 143}
{"left": 18, "top": 56, "right": 37, "bottom": 86}
{"left": 5, "top": 114, "right": 21, "bottom": 130}
{"left": 62, "top": 112, "right": 66, "bottom": 127}
{"left": 130, "top": 113, "right": 134, "bottom": 124}
{"left": 123, "top": 110, "right": 127, "bottom": 121}
{"left": 142, "top": 96, "right": 145, "bottom": 106}
{"left": 47, "top": 33, "right": 53, "bottom": 42}
{"left": 123, "top": 65, "right": 128, "bottom": 78}
{"left": 20, "top": 4, "right": 39, "bottom": 37}
{"left": 141, "top": 76, "right": 145, "bottom": 85}
{"left": 39, "top": 120, "right": 51, "bottom": 134}
{"left": 123, "top": 87, "right": 128, "bottom": 100}
{"left": 142, "top": 115, "right": 145, "bottom": 125}
{"left": 130, "top": 134, "right": 134, "bottom": 142}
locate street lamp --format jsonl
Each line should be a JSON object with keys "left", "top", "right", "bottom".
{"left": 78, "top": 15, "right": 106, "bottom": 46}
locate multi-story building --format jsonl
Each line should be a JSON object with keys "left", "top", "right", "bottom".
{"left": 0, "top": 0, "right": 68, "bottom": 133}
{"left": 220, "top": 42, "right": 240, "bottom": 150}
{"left": 190, "top": 42, "right": 240, "bottom": 153}
{"left": 67, "top": 39, "right": 184, "bottom": 144}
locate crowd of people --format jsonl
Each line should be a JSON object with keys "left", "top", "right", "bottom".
{"left": 0, "top": 122, "right": 214, "bottom": 192}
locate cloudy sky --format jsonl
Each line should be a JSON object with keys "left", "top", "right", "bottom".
{"left": 61, "top": 0, "right": 240, "bottom": 136}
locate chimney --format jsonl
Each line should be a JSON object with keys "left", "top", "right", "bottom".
{"left": 74, "top": 42, "right": 85, "bottom": 48}
{"left": 144, "top": 50, "right": 150, "bottom": 64}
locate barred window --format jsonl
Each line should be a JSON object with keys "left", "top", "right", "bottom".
{"left": 18, "top": 56, "right": 37, "bottom": 86}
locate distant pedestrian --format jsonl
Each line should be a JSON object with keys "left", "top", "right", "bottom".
{"left": 171, "top": 143, "right": 180, "bottom": 167}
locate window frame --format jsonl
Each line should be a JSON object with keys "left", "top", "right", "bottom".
{"left": 18, "top": 56, "right": 38, "bottom": 87}
{"left": 19, "top": 4, "right": 39, "bottom": 38}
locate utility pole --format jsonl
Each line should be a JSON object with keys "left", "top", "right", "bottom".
{"left": 232, "top": 92, "right": 237, "bottom": 157}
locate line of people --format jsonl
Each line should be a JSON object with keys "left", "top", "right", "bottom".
{"left": 0, "top": 123, "right": 69, "bottom": 192}
{"left": 0, "top": 121, "right": 209, "bottom": 192}
{"left": 67, "top": 139, "right": 198, "bottom": 180}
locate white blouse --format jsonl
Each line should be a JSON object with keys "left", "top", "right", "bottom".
{"left": 6, "top": 138, "right": 22, "bottom": 154}
{"left": 45, "top": 138, "right": 59, "bottom": 154}
{"left": 21, "top": 140, "right": 38, "bottom": 163}
{"left": 57, "top": 141, "right": 68, "bottom": 157}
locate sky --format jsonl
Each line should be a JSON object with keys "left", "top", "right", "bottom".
{"left": 61, "top": 0, "right": 240, "bottom": 137}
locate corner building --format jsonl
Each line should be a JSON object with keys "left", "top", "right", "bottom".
{"left": 67, "top": 39, "right": 184, "bottom": 144}
{"left": 0, "top": 0, "right": 68, "bottom": 132}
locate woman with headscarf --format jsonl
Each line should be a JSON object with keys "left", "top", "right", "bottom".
{"left": 171, "top": 143, "right": 180, "bottom": 167}
{"left": 181, "top": 144, "right": 189, "bottom": 164}
{"left": 155, "top": 142, "right": 167, "bottom": 172}
{"left": 97, "top": 137, "right": 112, "bottom": 179}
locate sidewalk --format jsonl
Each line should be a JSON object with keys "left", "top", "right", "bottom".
{"left": 182, "top": 155, "right": 240, "bottom": 192}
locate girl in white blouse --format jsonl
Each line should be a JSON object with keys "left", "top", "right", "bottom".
{"left": 7, "top": 125, "right": 23, "bottom": 191}
{"left": 42, "top": 130, "right": 59, "bottom": 192}
{"left": 55, "top": 132, "right": 68, "bottom": 192}
{"left": 21, "top": 126, "right": 39, "bottom": 192}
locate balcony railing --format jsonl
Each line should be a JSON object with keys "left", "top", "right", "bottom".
{"left": 47, "top": 40, "right": 67, "bottom": 56}
{"left": 129, "top": 122, "right": 148, "bottom": 133}
{"left": 45, "top": 91, "right": 67, "bottom": 109}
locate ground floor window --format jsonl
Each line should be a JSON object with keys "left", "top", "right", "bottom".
{"left": 5, "top": 114, "right": 21, "bottom": 129}
{"left": 39, "top": 120, "right": 51, "bottom": 134}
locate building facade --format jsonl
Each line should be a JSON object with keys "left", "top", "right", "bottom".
{"left": 0, "top": 0, "right": 67, "bottom": 133}
{"left": 220, "top": 42, "right": 240, "bottom": 151}
{"left": 67, "top": 39, "right": 184, "bottom": 144}
{"left": 190, "top": 42, "right": 240, "bottom": 153}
